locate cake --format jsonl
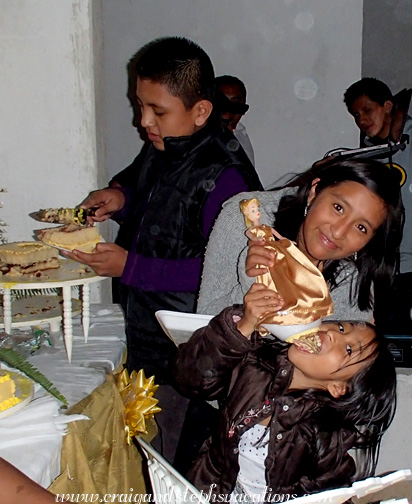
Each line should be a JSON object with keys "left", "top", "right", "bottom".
{"left": 37, "top": 223, "right": 101, "bottom": 253}
{"left": 0, "top": 372, "right": 20, "bottom": 412}
{"left": 37, "top": 207, "right": 94, "bottom": 225}
{"left": 286, "top": 328, "right": 322, "bottom": 354}
{"left": 0, "top": 241, "right": 60, "bottom": 276}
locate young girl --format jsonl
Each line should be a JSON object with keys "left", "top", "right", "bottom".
{"left": 174, "top": 282, "right": 397, "bottom": 500}
{"left": 197, "top": 158, "right": 404, "bottom": 320}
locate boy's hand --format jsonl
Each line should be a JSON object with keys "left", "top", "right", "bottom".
{"left": 61, "top": 242, "right": 128, "bottom": 277}
{"left": 80, "top": 188, "right": 126, "bottom": 223}
{"left": 236, "top": 283, "right": 284, "bottom": 338}
{"left": 245, "top": 241, "right": 276, "bottom": 278}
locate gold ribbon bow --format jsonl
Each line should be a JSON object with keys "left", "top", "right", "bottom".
{"left": 117, "top": 368, "right": 161, "bottom": 444}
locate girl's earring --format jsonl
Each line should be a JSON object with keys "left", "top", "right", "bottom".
{"left": 304, "top": 205, "right": 309, "bottom": 217}
{"left": 352, "top": 251, "right": 358, "bottom": 261}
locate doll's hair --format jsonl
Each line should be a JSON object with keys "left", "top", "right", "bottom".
{"left": 240, "top": 198, "right": 261, "bottom": 227}
{"left": 273, "top": 158, "right": 404, "bottom": 311}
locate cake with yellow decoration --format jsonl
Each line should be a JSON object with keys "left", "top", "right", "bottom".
{"left": 37, "top": 223, "right": 101, "bottom": 253}
{"left": 0, "top": 371, "right": 20, "bottom": 412}
{"left": 0, "top": 241, "right": 60, "bottom": 277}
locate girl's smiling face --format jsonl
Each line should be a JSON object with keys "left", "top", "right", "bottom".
{"left": 297, "top": 181, "right": 386, "bottom": 266}
{"left": 288, "top": 321, "right": 377, "bottom": 397}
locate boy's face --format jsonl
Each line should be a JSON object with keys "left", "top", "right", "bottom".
{"left": 136, "top": 78, "right": 206, "bottom": 151}
{"left": 218, "top": 83, "right": 245, "bottom": 132}
{"left": 350, "top": 94, "right": 393, "bottom": 139}
{"left": 288, "top": 321, "right": 376, "bottom": 396}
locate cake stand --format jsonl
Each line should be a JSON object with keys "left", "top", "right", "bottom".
{"left": 0, "top": 259, "right": 105, "bottom": 362}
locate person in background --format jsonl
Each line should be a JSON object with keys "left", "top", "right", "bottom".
{"left": 344, "top": 77, "right": 412, "bottom": 335}
{"left": 174, "top": 283, "right": 396, "bottom": 500}
{"left": 63, "top": 36, "right": 262, "bottom": 464}
{"left": 215, "top": 75, "right": 255, "bottom": 165}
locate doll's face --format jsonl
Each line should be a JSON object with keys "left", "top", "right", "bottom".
{"left": 288, "top": 321, "right": 377, "bottom": 397}
{"left": 244, "top": 202, "right": 261, "bottom": 223}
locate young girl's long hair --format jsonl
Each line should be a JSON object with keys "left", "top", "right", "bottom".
{"left": 304, "top": 324, "right": 396, "bottom": 479}
{"left": 273, "top": 158, "right": 404, "bottom": 311}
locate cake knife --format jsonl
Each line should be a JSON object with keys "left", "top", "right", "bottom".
{"left": 30, "top": 207, "right": 98, "bottom": 225}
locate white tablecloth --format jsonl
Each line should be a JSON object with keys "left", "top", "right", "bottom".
{"left": 0, "top": 303, "right": 126, "bottom": 487}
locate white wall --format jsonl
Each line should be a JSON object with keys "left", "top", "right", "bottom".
{"left": 102, "top": 0, "right": 363, "bottom": 189}
{"left": 0, "top": 0, "right": 109, "bottom": 301}
{"left": 0, "top": 0, "right": 102, "bottom": 243}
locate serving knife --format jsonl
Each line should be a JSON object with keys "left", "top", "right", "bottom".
{"left": 30, "top": 207, "right": 98, "bottom": 225}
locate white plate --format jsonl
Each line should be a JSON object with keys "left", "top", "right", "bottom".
{"left": 155, "top": 310, "right": 213, "bottom": 346}
{"left": 0, "top": 295, "right": 81, "bottom": 330}
{"left": 261, "top": 319, "right": 321, "bottom": 341}
{"left": 0, "top": 370, "right": 34, "bottom": 419}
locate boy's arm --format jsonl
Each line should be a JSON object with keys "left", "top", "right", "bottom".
{"left": 120, "top": 167, "right": 253, "bottom": 292}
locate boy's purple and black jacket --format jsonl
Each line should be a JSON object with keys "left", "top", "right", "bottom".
{"left": 174, "top": 306, "right": 357, "bottom": 498}
{"left": 110, "top": 121, "right": 262, "bottom": 378}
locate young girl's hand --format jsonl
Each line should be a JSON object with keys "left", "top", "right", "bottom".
{"left": 236, "top": 283, "right": 284, "bottom": 338}
{"left": 245, "top": 241, "right": 276, "bottom": 277}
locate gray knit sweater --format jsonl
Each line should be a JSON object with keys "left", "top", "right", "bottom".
{"left": 197, "top": 188, "right": 372, "bottom": 321}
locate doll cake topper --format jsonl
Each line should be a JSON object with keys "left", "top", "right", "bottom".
{"left": 240, "top": 198, "right": 334, "bottom": 341}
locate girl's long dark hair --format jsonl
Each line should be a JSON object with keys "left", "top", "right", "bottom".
{"left": 307, "top": 324, "right": 397, "bottom": 479}
{"left": 273, "top": 158, "right": 404, "bottom": 311}
{"left": 262, "top": 324, "right": 396, "bottom": 480}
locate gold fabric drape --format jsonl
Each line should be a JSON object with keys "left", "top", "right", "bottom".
{"left": 48, "top": 373, "right": 157, "bottom": 500}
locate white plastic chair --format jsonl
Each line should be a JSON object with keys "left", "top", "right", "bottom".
{"left": 136, "top": 437, "right": 210, "bottom": 504}
{"left": 137, "top": 437, "right": 412, "bottom": 504}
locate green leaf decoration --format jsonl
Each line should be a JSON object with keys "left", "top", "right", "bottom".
{"left": 0, "top": 347, "right": 67, "bottom": 405}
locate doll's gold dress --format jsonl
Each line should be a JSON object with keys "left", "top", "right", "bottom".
{"left": 243, "top": 215, "right": 333, "bottom": 333}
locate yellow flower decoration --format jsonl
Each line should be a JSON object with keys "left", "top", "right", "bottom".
{"left": 117, "top": 368, "right": 162, "bottom": 444}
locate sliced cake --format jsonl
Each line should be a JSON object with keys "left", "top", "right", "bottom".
{"left": 37, "top": 223, "right": 101, "bottom": 253}
{"left": 0, "top": 241, "right": 59, "bottom": 277}
{"left": 0, "top": 372, "right": 20, "bottom": 412}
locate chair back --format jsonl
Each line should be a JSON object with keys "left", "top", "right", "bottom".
{"left": 136, "top": 437, "right": 210, "bottom": 504}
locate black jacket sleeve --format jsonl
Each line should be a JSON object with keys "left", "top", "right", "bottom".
{"left": 173, "top": 306, "right": 262, "bottom": 401}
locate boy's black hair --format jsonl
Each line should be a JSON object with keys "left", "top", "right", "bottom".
{"left": 344, "top": 77, "right": 394, "bottom": 113}
{"left": 273, "top": 157, "right": 404, "bottom": 311}
{"left": 134, "top": 36, "right": 215, "bottom": 110}
{"left": 215, "top": 75, "right": 247, "bottom": 101}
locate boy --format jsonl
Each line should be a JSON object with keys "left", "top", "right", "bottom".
{"left": 215, "top": 74, "right": 255, "bottom": 165}
{"left": 344, "top": 77, "right": 412, "bottom": 335}
{"left": 64, "top": 36, "right": 262, "bottom": 462}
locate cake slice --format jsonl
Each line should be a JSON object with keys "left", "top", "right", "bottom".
{"left": 37, "top": 223, "right": 101, "bottom": 253}
{"left": 0, "top": 241, "right": 59, "bottom": 277}
{"left": 0, "top": 372, "right": 20, "bottom": 412}
{"left": 286, "top": 328, "right": 322, "bottom": 354}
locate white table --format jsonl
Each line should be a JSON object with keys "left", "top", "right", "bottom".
{"left": 0, "top": 303, "right": 126, "bottom": 487}
{"left": 0, "top": 259, "right": 104, "bottom": 361}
